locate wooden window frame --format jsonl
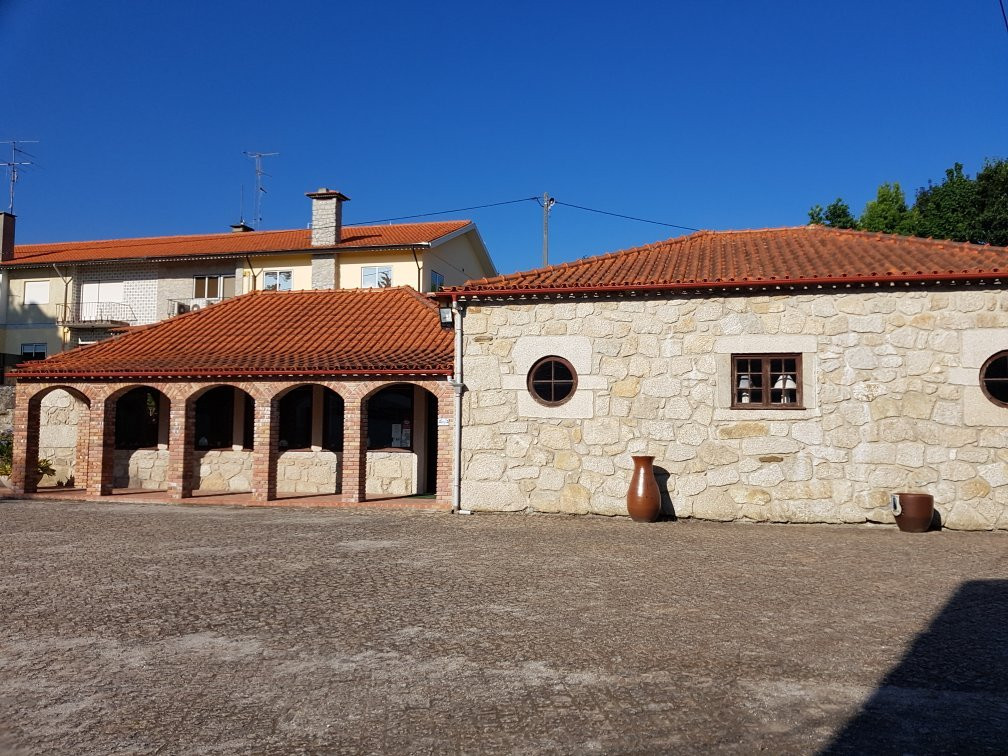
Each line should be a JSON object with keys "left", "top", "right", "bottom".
{"left": 730, "top": 353, "right": 803, "bottom": 410}
{"left": 980, "top": 351, "right": 1008, "bottom": 408}
{"left": 527, "top": 356, "right": 578, "bottom": 407}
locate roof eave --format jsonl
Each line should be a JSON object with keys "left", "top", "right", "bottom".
{"left": 11, "top": 367, "right": 454, "bottom": 381}
{"left": 450, "top": 271, "right": 1007, "bottom": 299}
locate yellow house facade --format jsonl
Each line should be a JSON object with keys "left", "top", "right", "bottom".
{"left": 0, "top": 190, "right": 496, "bottom": 371}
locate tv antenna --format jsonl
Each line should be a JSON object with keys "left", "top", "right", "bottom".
{"left": 243, "top": 150, "right": 278, "bottom": 229}
{"left": 1, "top": 139, "right": 39, "bottom": 214}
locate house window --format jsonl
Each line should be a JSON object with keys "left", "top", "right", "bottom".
{"left": 732, "top": 354, "right": 802, "bottom": 408}
{"left": 194, "top": 275, "right": 236, "bottom": 299}
{"left": 263, "top": 270, "right": 293, "bottom": 291}
{"left": 429, "top": 270, "right": 445, "bottom": 292}
{"left": 23, "top": 280, "right": 49, "bottom": 305}
{"left": 527, "top": 356, "right": 577, "bottom": 407}
{"left": 362, "top": 266, "right": 392, "bottom": 288}
{"left": 980, "top": 351, "right": 1008, "bottom": 407}
{"left": 20, "top": 343, "right": 47, "bottom": 361}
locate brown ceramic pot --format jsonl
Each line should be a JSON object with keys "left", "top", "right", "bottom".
{"left": 627, "top": 455, "right": 660, "bottom": 522}
{"left": 892, "top": 492, "right": 935, "bottom": 533}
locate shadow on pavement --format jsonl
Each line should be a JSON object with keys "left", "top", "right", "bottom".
{"left": 822, "top": 579, "right": 1008, "bottom": 755}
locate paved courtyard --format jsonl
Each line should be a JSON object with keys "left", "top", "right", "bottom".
{"left": 0, "top": 500, "right": 1005, "bottom": 754}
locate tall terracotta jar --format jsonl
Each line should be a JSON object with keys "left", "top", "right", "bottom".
{"left": 627, "top": 455, "right": 661, "bottom": 522}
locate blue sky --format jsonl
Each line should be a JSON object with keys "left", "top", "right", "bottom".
{"left": 1, "top": 1, "right": 1005, "bottom": 275}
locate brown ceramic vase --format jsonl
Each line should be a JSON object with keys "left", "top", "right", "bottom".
{"left": 627, "top": 455, "right": 661, "bottom": 522}
{"left": 892, "top": 492, "right": 935, "bottom": 533}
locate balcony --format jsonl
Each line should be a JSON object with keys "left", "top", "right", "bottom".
{"left": 168, "top": 297, "right": 222, "bottom": 316}
{"left": 57, "top": 301, "right": 137, "bottom": 329}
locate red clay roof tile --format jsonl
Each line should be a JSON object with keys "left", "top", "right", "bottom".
{"left": 452, "top": 226, "right": 1008, "bottom": 295}
{"left": 13, "top": 287, "right": 453, "bottom": 379}
{"left": 5, "top": 221, "right": 471, "bottom": 267}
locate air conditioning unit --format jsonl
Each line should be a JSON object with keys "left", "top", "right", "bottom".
{"left": 190, "top": 297, "right": 214, "bottom": 311}
{"left": 172, "top": 301, "right": 190, "bottom": 316}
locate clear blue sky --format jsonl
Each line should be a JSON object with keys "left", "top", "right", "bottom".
{"left": 2, "top": 1, "right": 1005, "bottom": 275}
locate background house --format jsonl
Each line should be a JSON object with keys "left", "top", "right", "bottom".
{"left": 0, "top": 189, "right": 495, "bottom": 368}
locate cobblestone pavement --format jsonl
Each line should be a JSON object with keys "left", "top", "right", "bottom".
{"left": 0, "top": 500, "right": 1005, "bottom": 754}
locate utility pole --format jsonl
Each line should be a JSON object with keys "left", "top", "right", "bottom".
{"left": 541, "top": 192, "right": 555, "bottom": 266}
{"left": 1, "top": 140, "right": 38, "bottom": 214}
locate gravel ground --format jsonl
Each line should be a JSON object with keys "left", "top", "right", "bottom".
{"left": 0, "top": 499, "right": 1005, "bottom": 754}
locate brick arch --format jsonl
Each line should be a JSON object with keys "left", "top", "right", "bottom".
{"left": 346, "top": 378, "right": 453, "bottom": 503}
{"left": 12, "top": 384, "right": 94, "bottom": 495}
{"left": 96, "top": 384, "right": 173, "bottom": 497}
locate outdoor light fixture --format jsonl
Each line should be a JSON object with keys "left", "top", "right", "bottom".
{"left": 773, "top": 373, "right": 798, "bottom": 403}
{"left": 438, "top": 305, "right": 454, "bottom": 328}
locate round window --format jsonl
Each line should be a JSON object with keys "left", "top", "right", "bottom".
{"left": 981, "top": 351, "right": 1008, "bottom": 407}
{"left": 527, "top": 356, "right": 577, "bottom": 406}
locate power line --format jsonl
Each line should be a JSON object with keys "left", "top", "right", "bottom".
{"left": 554, "top": 200, "right": 699, "bottom": 232}
{"left": 1000, "top": 0, "right": 1008, "bottom": 35}
{"left": 351, "top": 196, "right": 539, "bottom": 225}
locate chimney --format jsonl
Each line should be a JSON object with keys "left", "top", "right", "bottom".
{"left": 306, "top": 188, "right": 350, "bottom": 247}
{"left": 0, "top": 212, "right": 14, "bottom": 262}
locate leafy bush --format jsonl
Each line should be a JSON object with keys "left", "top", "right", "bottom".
{"left": 0, "top": 429, "right": 59, "bottom": 478}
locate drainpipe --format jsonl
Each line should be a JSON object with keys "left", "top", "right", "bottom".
{"left": 52, "top": 264, "right": 71, "bottom": 352}
{"left": 410, "top": 246, "right": 422, "bottom": 291}
{"left": 448, "top": 298, "right": 468, "bottom": 514}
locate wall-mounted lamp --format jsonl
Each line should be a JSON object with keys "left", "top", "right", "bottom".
{"left": 438, "top": 305, "right": 454, "bottom": 328}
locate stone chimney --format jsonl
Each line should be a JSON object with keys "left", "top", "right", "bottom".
{"left": 0, "top": 212, "right": 15, "bottom": 262}
{"left": 307, "top": 188, "right": 350, "bottom": 247}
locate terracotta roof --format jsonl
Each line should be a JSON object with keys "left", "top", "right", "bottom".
{"left": 13, "top": 287, "right": 453, "bottom": 379}
{"left": 451, "top": 226, "right": 1008, "bottom": 296}
{"left": 5, "top": 220, "right": 471, "bottom": 267}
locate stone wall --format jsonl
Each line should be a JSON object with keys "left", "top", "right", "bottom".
{"left": 460, "top": 289, "right": 1008, "bottom": 531}
{"left": 277, "top": 450, "right": 341, "bottom": 494}
{"left": 193, "top": 449, "right": 253, "bottom": 492}
{"left": 366, "top": 450, "right": 417, "bottom": 497}
{"left": 113, "top": 449, "right": 169, "bottom": 489}
{"left": 38, "top": 389, "right": 83, "bottom": 485}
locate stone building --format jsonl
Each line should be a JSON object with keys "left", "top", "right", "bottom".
{"left": 9, "top": 287, "right": 455, "bottom": 504}
{"left": 444, "top": 226, "right": 1008, "bottom": 531}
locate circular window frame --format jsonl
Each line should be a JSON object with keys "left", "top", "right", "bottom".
{"left": 980, "top": 351, "right": 1008, "bottom": 408}
{"left": 527, "top": 356, "right": 578, "bottom": 407}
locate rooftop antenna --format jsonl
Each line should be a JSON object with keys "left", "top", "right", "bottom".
{"left": 243, "top": 150, "right": 278, "bottom": 229}
{"left": 1, "top": 139, "right": 39, "bottom": 214}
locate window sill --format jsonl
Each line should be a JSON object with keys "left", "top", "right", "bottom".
{"left": 713, "top": 407, "right": 820, "bottom": 422}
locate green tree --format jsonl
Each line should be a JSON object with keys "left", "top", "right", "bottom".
{"left": 975, "top": 158, "right": 1008, "bottom": 246}
{"left": 914, "top": 163, "right": 979, "bottom": 243}
{"left": 859, "top": 182, "right": 917, "bottom": 235}
{"left": 808, "top": 198, "right": 858, "bottom": 229}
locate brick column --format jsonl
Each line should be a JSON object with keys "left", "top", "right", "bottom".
{"left": 250, "top": 396, "right": 278, "bottom": 502}
{"left": 86, "top": 397, "right": 116, "bottom": 497}
{"left": 341, "top": 397, "right": 367, "bottom": 502}
{"left": 165, "top": 394, "right": 195, "bottom": 499}
{"left": 11, "top": 385, "right": 41, "bottom": 495}
{"left": 435, "top": 386, "right": 453, "bottom": 505}
{"left": 73, "top": 402, "right": 92, "bottom": 489}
